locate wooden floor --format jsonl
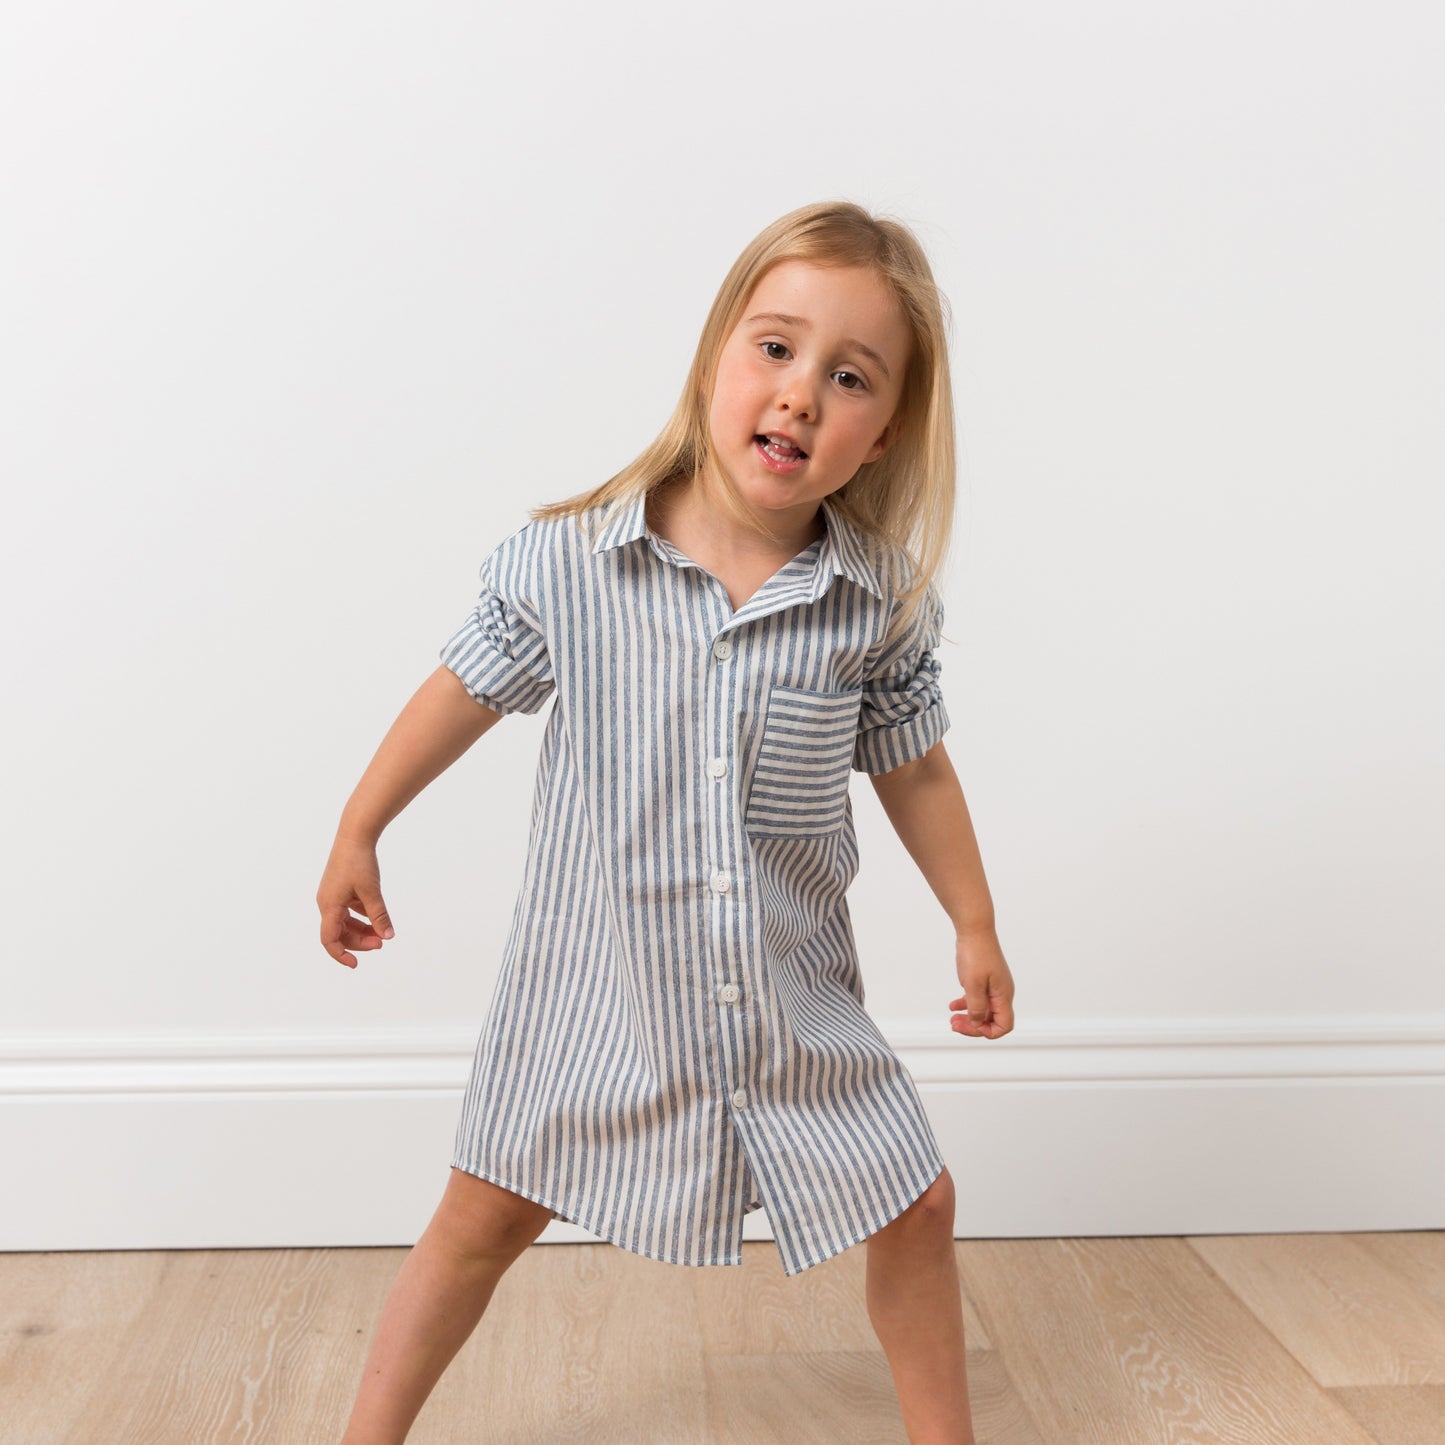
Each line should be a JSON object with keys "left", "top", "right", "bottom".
{"left": 2, "top": 1231, "right": 1443, "bottom": 1443}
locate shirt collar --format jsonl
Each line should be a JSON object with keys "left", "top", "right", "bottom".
{"left": 588, "top": 488, "right": 885, "bottom": 601}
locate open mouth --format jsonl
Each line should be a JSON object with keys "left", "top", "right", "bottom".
{"left": 755, "top": 435, "right": 808, "bottom": 464}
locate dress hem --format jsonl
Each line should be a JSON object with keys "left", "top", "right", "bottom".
{"left": 449, "top": 1157, "right": 756, "bottom": 1270}
{"left": 777, "top": 1153, "right": 948, "bottom": 1278}
{"left": 448, "top": 1152, "right": 946, "bottom": 1279}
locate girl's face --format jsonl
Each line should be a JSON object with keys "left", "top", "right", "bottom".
{"left": 706, "top": 259, "right": 912, "bottom": 535}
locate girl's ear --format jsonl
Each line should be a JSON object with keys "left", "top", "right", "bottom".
{"left": 867, "top": 413, "right": 906, "bottom": 463}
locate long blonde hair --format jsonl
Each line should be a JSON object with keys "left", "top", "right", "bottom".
{"left": 531, "top": 199, "right": 957, "bottom": 640}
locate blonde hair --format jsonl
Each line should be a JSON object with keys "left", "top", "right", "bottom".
{"left": 530, "top": 199, "right": 957, "bottom": 642}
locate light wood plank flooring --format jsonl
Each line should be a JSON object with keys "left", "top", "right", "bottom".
{"left": 2, "top": 1232, "right": 1443, "bottom": 1443}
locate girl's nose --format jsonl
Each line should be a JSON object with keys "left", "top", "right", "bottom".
{"left": 776, "top": 373, "right": 817, "bottom": 421}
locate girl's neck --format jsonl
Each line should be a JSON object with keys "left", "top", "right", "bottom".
{"left": 649, "top": 474, "right": 825, "bottom": 563}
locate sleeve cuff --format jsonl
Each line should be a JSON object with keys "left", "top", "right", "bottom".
{"left": 437, "top": 614, "right": 554, "bottom": 717}
{"left": 852, "top": 697, "right": 950, "bottom": 775}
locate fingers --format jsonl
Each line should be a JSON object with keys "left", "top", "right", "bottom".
{"left": 320, "top": 911, "right": 363, "bottom": 968}
{"left": 947, "top": 991, "right": 1015, "bottom": 1040}
{"left": 319, "top": 896, "right": 396, "bottom": 969}
{"left": 365, "top": 897, "right": 396, "bottom": 941}
{"left": 319, "top": 914, "right": 358, "bottom": 969}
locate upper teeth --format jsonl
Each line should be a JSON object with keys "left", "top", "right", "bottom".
{"left": 766, "top": 435, "right": 798, "bottom": 448}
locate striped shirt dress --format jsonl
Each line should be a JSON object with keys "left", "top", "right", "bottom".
{"left": 438, "top": 487, "right": 951, "bottom": 1278}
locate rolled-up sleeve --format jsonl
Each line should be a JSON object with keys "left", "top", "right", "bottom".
{"left": 851, "top": 579, "right": 950, "bottom": 775}
{"left": 439, "top": 543, "right": 556, "bottom": 717}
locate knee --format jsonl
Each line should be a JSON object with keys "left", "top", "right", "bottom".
{"left": 913, "top": 1166, "right": 955, "bottom": 1223}
{"left": 435, "top": 1168, "right": 555, "bottom": 1262}
{"left": 887, "top": 1167, "right": 956, "bottom": 1237}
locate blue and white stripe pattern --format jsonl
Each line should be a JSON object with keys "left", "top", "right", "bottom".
{"left": 439, "top": 488, "right": 950, "bottom": 1277}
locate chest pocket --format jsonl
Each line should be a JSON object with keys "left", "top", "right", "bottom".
{"left": 745, "top": 684, "right": 862, "bottom": 838}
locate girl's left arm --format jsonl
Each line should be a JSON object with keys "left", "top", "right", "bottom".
{"left": 869, "top": 741, "right": 1017, "bottom": 1040}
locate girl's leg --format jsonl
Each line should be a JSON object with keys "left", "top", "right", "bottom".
{"left": 864, "top": 1167, "right": 976, "bottom": 1445}
{"left": 339, "top": 1167, "right": 556, "bottom": 1445}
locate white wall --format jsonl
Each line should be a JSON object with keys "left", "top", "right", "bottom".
{"left": 3, "top": 1, "right": 1442, "bottom": 1250}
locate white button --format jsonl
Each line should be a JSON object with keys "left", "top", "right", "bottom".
{"left": 708, "top": 758, "right": 728, "bottom": 778}
{"left": 732, "top": 1087, "right": 748, "bottom": 1107}
{"left": 718, "top": 983, "right": 741, "bottom": 1003}
{"left": 710, "top": 871, "right": 731, "bottom": 894}
{"left": 713, "top": 638, "right": 733, "bottom": 660}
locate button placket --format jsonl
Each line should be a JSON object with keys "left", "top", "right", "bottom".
{"left": 709, "top": 629, "right": 751, "bottom": 1117}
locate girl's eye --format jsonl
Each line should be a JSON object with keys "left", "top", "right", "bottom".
{"left": 759, "top": 342, "right": 869, "bottom": 392}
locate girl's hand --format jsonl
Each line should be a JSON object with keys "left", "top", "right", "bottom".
{"left": 949, "top": 928, "right": 1016, "bottom": 1040}
{"left": 317, "top": 836, "right": 395, "bottom": 970}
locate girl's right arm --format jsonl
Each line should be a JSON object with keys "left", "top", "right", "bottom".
{"left": 317, "top": 665, "right": 505, "bottom": 968}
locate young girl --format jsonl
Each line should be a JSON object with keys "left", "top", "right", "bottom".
{"left": 318, "top": 199, "right": 1016, "bottom": 1445}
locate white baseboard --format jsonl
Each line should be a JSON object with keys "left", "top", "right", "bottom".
{"left": 3, "top": 1018, "right": 1442, "bottom": 1252}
